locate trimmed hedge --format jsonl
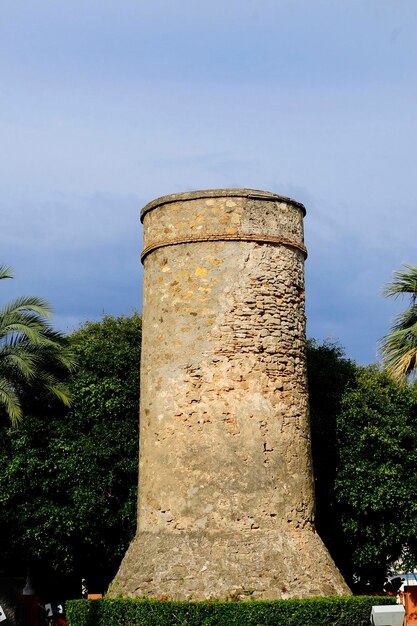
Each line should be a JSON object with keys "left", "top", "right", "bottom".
{"left": 66, "top": 595, "right": 396, "bottom": 625}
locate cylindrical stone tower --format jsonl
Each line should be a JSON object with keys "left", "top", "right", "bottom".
{"left": 111, "top": 189, "right": 349, "bottom": 599}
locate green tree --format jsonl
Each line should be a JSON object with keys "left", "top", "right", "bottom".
{"left": 335, "top": 367, "right": 417, "bottom": 588}
{"left": 0, "top": 313, "right": 141, "bottom": 597}
{"left": 3, "top": 324, "right": 415, "bottom": 596}
{"left": 0, "top": 264, "right": 75, "bottom": 425}
{"left": 380, "top": 264, "right": 417, "bottom": 379}
{"left": 63, "top": 312, "right": 141, "bottom": 591}
{"left": 307, "top": 340, "right": 356, "bottom": 575}
{"left": 308, "top": 341, "right": 417, "bottom": 590}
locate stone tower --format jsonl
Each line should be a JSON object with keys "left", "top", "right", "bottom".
{"left": 110, "top": 189, "right": 349, "bottom": 599}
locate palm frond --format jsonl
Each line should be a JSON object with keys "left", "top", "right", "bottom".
{"left": 383, "top": 264, "right": 417, "bottom": 300}
{"left": 46, "top": 382, "right": 72, "bottom": 407}
{"left": 0, "top": 347, "right": 40, "bottom": 381}
{"left": 380, "top": 321, "right": 417, "bottom": 379}
{"left": 0, "top": 296, "right": 52, "bottom": 319}
{"left": 36, "top": 367, "right": 72, "bottom": 406}
{"left": 52, "top": 347, "right": 78, "bottom": 373}
{"left": 0, "top": 265, "right": 14, "bottom": 281}
{"left": 0, "top": 265, "right": 77, "bottom": 424}
{"left": 3, "top": 326, "right": 58, "bottom": 348}
{"left": 381, "top": 264, "right": 417, "bottom": 379}
{"left": 389, "top": 305, "right": 417, "bottom": 333}
{"left": 0, "top": 313, "right": 58, "bottom": 347}
{"left": 0, "top": 378, "right": 22, "bottom": 426}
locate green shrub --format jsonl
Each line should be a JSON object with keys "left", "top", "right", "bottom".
{"left": 66, "top": 595, "right": 396, "bottom": 625}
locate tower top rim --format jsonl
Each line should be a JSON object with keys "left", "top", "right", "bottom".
{"left": 140, "top": 188, "right": 306, "bottom": 222}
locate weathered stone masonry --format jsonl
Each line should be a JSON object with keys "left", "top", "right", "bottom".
{"left": 110, "top": 189, "right": 350, "bottom": 599}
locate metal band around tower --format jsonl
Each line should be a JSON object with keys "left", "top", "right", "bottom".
{"left": 141, "top": 232, "right": 308, "bottom": 262}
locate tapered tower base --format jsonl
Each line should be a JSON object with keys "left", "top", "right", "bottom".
{"left": 110, "top": 528, "right": 349, "bottom": 599}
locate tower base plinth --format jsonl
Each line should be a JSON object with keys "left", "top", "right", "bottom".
{"left": 109, "top": 528, "right": 350, "bottom": 599}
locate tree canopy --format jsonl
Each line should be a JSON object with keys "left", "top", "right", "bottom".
{"left": 308, "top": 340, "right": 417, "bottom": 590}
{"left": 335, "top": 366, "right": 417, "bottom": 587}
{"left": 0, "top": 313, "right": 141, "bottom": 596}
{"left": 1, "top": 310, "right": 416, "bottom": 596}
{"left": 307, "top": 339, "right": 356, "bottom": 576}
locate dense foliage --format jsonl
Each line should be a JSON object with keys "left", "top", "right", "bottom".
{"left": 1, "top": 314, "right": 417, "bottom": 597}
{"left": 66, "top": 596, "right": 396, "bottom": 626}
{"left": 307, "top": 339, "right": 356, "bottom": 570}
{"left": 336, "top": 367, "right": 417, "bottom": 586}
{"left": 308, "top": 341, "right": 417, "bottom": 589}
{"left": 0, "top": 313, "right": 141, "bottom": 596}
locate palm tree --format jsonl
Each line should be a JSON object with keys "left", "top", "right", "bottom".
{"left": 380, "top": 264, "right": 417, "bottom": 379}
{"left": 0, "top": 264, "right": 76, "bottom": 425}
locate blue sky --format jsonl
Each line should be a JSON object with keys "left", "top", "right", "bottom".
{"left": 1, "top": 0, "right": 416, "bottom": 364}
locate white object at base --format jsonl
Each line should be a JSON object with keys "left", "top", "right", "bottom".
{"left": 22, "top": 575, "right": 35, "bottom": 595}
{"left": 370, "top": 605, "right": 405, "bottom": 625}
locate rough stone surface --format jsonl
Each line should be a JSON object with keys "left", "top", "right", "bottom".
{"left": 110, "top": 189, "right": 350, "bottom": 599}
